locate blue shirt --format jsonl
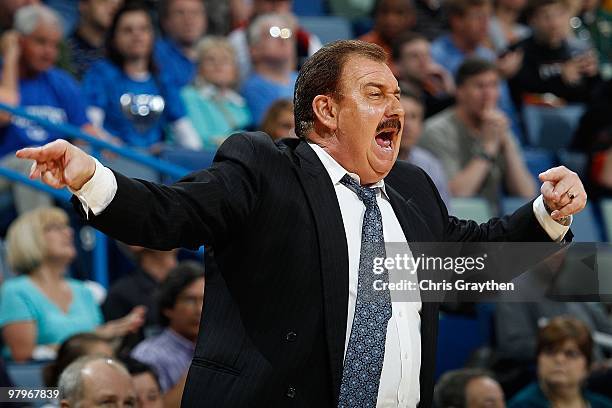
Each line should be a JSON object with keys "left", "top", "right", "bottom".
{"left": 180, "top": 84, "right": 251, "bottom": 151}
{"left": 0, "top": 276, "right": 103, "bottom": 358}
{"left": 82, "top": 60, "right": 186, "bottom": 148}
{"left": 131, "top": 328, "right": 195, "bottom": 392}
{"left": 0, "top": 68, "right": 89, "bottom": 157}
{"left": 240, "top": 72, "right": 297, "bottom": 126}
{"left": 509, "top": 382, "right": 612, "bottom": 408}
{"left": 430, "top": 35, "right": 523, "bottom": 140}
{"left": 154, "top": 38, "right": 196, "bottom": 89}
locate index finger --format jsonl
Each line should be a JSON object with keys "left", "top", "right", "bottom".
{"left": 15, "top": 139, "right": 68, "bottom": 162}
{"left": 539, "top": 166, "right": 568, "bottom": 183}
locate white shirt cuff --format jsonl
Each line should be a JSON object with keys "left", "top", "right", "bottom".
{"left": 69, "top": 158, "right": 117, "bottom": 218}
{"left": 532, "top": 195, "right": 572, "bottom": 242}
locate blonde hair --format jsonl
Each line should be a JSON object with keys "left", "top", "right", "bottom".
{"left": 194, "top": 36, "right": 238, "bottom": 87}
{"left": 6, "top": 207, "right": 70, "bottom": 274}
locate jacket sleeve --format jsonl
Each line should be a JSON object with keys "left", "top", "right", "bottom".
{"left": 72, "top": 133, "right": 262, "bottom": 250}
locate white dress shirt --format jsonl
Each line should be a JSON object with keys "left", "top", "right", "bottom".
{"left": 74, "top": 145, "right": 571, "bottom": 408}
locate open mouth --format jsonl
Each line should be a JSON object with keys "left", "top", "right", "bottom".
{"left": 375, "top": 128, "right": 397, "bottom": 151}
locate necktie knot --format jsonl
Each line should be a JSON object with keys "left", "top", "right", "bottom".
{"left": 340, "top": 174, "right": 377, "bottom": 205}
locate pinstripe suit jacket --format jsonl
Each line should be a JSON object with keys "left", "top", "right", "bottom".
{"left": 74, "top": 132, "right": 558, "bottom": 408}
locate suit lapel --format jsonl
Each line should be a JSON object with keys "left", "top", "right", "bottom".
{"left": 293, "top": 141, "right": 349, "bottom": 402}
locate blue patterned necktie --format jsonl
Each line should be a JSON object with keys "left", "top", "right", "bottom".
{"left": 338, "top": 174, "right": 392, "bottom": 408}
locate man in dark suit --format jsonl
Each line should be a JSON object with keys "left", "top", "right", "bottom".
{"left": 17, "top": 40, "right": 586, "bottom": 408}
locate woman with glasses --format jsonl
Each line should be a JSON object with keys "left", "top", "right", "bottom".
{"left": 81, "top": 2, "right": 201, "bottom": 152}
{"left": 509, "top": 316, "right": 612, "bottom": 408}
{"left": 0, "top": 207, "right": 146, "bottom": 362}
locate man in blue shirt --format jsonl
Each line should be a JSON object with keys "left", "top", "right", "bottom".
{"left": 154, "top": 0, "right": 207, "bottom": 88}
{"left": 431, "top": 0, "right": 525, "bottom": 139}
{"left": 0, "top": 5, "right": 95, "bottom": 213}
{"left": 240, "top": 13, "right": 298, "bottom": 126}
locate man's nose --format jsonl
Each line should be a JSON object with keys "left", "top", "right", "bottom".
{"left": 387, "top": 96, "right": 404, "bottom": 117}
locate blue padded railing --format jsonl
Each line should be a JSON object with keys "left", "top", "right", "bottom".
{"left": 0, "top": 102, "right": 196, "bottom": 287}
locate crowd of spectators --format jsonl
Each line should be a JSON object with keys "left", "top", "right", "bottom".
{"left": 0, "top": 0, "right": 611, "bottom": 407}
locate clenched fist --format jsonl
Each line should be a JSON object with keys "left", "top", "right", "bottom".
{"left": 539, "top": 166, "right": 587, "bottom": 221}
{"left": 16, "top": 139, "right": 96, "bottom": 191}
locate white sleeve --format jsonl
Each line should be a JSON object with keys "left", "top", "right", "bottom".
{"left": 171, "top": 117, "right": 203, "bottom": 150}
{"left": 532, "top": 194, "right": 572, "bottom": 242}
{"left": 69, "top": 158, "right": 118, "bottom": 218}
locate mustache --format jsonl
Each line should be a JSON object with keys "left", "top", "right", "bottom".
{"left": 376, "top": 117, "right": 402, "bottom": 133}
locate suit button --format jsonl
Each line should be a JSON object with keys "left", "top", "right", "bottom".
{"left": 286, "top": 387, "right": 296, "bottom": 398}
{"left": 285, "top": 331, "right": 297, "bottom": 342}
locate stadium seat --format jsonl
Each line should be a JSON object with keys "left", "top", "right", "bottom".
{"left": 501, "top": 196, "right": 529, "bottom": 216}
{"left": 557, "top": 149, "right": 588, "bottom": 181}
{"left": 571, "top": 204, "right": 601, "bottom": 242}
{"left": 293, "top": 0, "right": 326, "bottom": 16}
{"left": 449, "top": 198, "right": 493, "bottom": 224}
{"left": 600, "top": 199, "right": 612, "bottom": 242}
{"left": 159, "top": 147, "right": 216, "bottom": 183}
{"left": 435, "top": 314, "right": 483, "bottom": 379}
{"left": 522, "top": 147, "right": 556, "bottom": 184}
{"left": 6, "top": 361, "right": 45, "bottom": 387}
{"left": 522, "top": 104, "right": 585, "bottom": 150}
{"left": 299, "top": 16, "right": 354, "bottom": 45}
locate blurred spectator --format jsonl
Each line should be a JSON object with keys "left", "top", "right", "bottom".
{"left": 60, "top": 0, "right": 123, "bottom": 80}
{"left": 103, "top": 246, "right": 178, "bottom": 353}
{"left": 82, "top": 2, "right": 202, "bottom": 151}
{"left": 43, "top": 332, "right": 114, "bottom": 387}
{"left": 508, "top": 317, "right": 612, "bottom": 408}
{"left": 228, "top": 0, "right": 321, "bottom": 81}
{"left": 431, "top": 0, "right": 524, "bottom": 137}
{"left": 419, "top": 59, "right": 536, "bottom": 210}
{"left": 131, "top": 262, "right": 204, "bottom": 407}
{"left": 0, "top": 5, "right": 97, "bottom": 214}
{"left": 154, "top": 0, "right": 207, "bottom": 88}
{"left": 0, "top": 207, "right": 145, "bottom": 361}
{"left": 123, "top": 357, "right": 163, "bottom": 408}
{"left": 259, "top": 98, "right": 295, "bottom": 141}
{"left": 398, "top": 88, "right": 451, "bottom": 207}
{"left": 434, "top": 368, "right": 506, "bottom": 408}
{"left": 393, "top": 32, "right": 455, "bottom": 117}
{"left": 179, "top": 36, "right": 251, "bottom": 151}
{"left": 509, "top": 0, "right": 602, "bottom": 105}
{"left": 495, "top": 301, "right": 612, "bottom": 364}
{"left": 0, "top": 0, "right": 40, "bottom": 34}
{"left": 240, "top": 13, "right": 298, "bottom": 126}
{"left": 359, "top": 0, "right": 416, "bottom": 74}
{"left": 572, "top": 0, "right": 612, "bottom": 79}
{"left": 571, "top": 79, "right": 612, "bottom": 199}
{"left": 58, "top": 356, "right": 136, "bottom": 408}
{"left": 489, "top": 0, "right": 531, "bottom": 53}
{"left": 414, "top": 0, "right": 448, "bottom": 40}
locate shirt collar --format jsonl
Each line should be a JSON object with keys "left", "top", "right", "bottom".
{"left": 163, "top": 328, "right": 196, "bottom": 351}
{"left": 308, "top": 142, "right": 388, "bottom": 198}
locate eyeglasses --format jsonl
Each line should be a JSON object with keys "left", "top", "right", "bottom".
{"left": 269, "top": 26, "right": 292, "bottom": 39}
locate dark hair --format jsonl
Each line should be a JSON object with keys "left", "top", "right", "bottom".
{"left": 43, "top": 333, "right": 112, "bottom": 387}
{"left": 537, "top": 316, "right": 593, "bottom": 365}
{"left": 392, "top": 31, "right": 428, "bottom": 61}
{"left": 122, "top": 357, "right": 161, "bottom": 389}
{"left": 445, "top": 0, "right": 489, "bottom": 17}
{"left": 524, "top": 0, "right": 569, "bottom": 19}
{"left": 105, "top": 1, "right": 156, "bottom": 73}
{"left": 157, "top": 261, "right": 205, "bottom": 326}
{"left": 434, "top": 368, "right": 497, "bottom": 408}
{"left": 260, "top": 98, "right": 294, "bottom": 140}
{"left": 294, "top": 40, "right": 387, "bottom": 138}
{"left": 455, "top": 58, "right": 497, "bottom": 86}
{"left": 371, "top": 0, "right": 415, "bottom": 17}
{"left": 399, "top": 84, "right": 424, "bottom": 106}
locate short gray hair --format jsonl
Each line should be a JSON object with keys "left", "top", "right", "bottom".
{"left": 247, "top": 13, "right": 294, "bottom": 46}
{"left": 13, "top": 5, "right": 62, "bottom": 35}
{"left": 58, "top": 356, "right": 129, "bottom": 407}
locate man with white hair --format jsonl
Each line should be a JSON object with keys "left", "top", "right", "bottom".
{"left": 0, "top": 5, "right": 96, "bottom": 213}
{"left": 59, "top": 356, "right": 137, "bottom": 408}
{"left": 240, "top": 13, "right": 298, "bottom": 126}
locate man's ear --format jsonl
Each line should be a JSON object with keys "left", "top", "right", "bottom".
{"left": 312, "top": 95, "right": 338, "bottom": 133}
